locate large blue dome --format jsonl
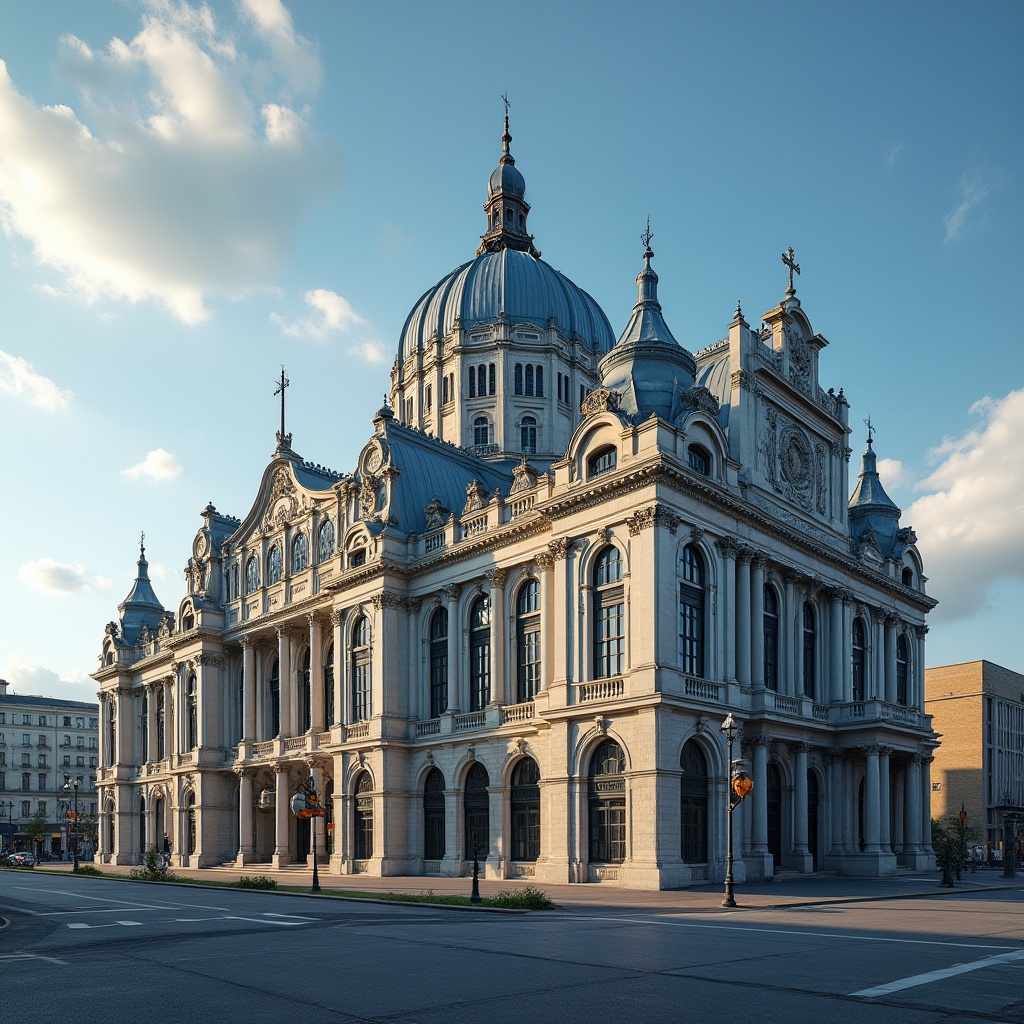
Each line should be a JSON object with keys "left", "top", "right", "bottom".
{"left": 398, "top": 248, "right": 616, "bottom": 362}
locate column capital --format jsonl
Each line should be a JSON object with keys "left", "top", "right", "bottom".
{"left": 751, "top": 552, "right": 771, "bottom": 572}
{"left": 372, "top": 590, "right": 406, "bottom": 610}
{"left": 441, "top": 583, "right": 462, "bottom": 603}
{"left": 535, "top": 551, "right": 555, "bottom": 572}
{"left": 884, "top": 611, "right": 901, "bottom": 627}
{"left": 736, "top": 545, "right": 754, "bottom": 565}
{"left": 276, "top": 625, "right": 294, "bottom": 641}
{"left": 329, "top": 609, "right": 344, "bottom": 627}
{"left": 405, "top": 597, "right": 422, "bottom": 614}
{"left": 240, "top": 635, "right": 256, "bottom": 649}
{"left": 915, "top": 624, "right": 929, "bottom": 639}
{"left": 485, "top": 567, "right": 509, "bottom": 589}
{"left": 825, "top": 747, "right": 845, "bottom": 765}
{"left": 860, "top": 744, "right": 883, "bottom": 758}
{"left": 878, "top": 745, "right": 894, "bottom": 757}
{"left": 715, "top": 536, "right": 739, "bottom": 558}
{"left": 547, "top": 537, "right": 574, "bottom": 561}
{"left": 795, "top": 740, "right": 812, "bottom": 754}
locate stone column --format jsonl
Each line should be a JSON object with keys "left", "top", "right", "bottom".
{"left": 750, "top": 555, "right": 765, "bottom": 688}
{"left": 872, "top": 610, "right": 885, "bottom": 700}
{"left": 147, "top": 683, "right": 159, "bottom": 761}
{"left": 236, "top": 768, "right": 253, "bottom": 863}
{"left": 784, "top": 573, "right": 798, "bottom": 697}
{"left": 242, "top": 638, "right": 256, "bottom": 740}
{"left": 715, "top": 539, "right": 738, "bottom": 683}
{"left": 486, "top": 570, "right": 508, "bottom": 704}
{"left": 538, "top": 554, "right": 554, "bottom": 693}
{"left": 163, "top": 677, "right": 174, "bottom": 760}
{"left": 914, "top": 625, "right": 929, "bottom": 712}
{"left": 884, "top": 614, "right": 898, "bottom": 704}
{"left": 879, "top": 746, "right": 892, "bottom": 853}
{"left": 827, "top": 749, "right": 845, "bottom": 854}
{"left": 751, "top": 735, "right": 769, "bottom": 854}
{"left": 277, "top": 627, "right": 292, "bottom": 737}
{"left": 793, "top": 742, "right": 810, "bottom": 855}
{"left": 331, "top": 611, "right": 344, "bottom": 726}
{"left": 443, "top": 584, "right": 461, "bottom": 711}
{"left": 828, "top": 590, "right": 844, "bottom": 703}
{"left": 862, "top": 746, "right": 881, "bottom": 853}
{"left": 904, "top": 755, "right": 922, "bottom": 852}
{"left": 273, "top": 766, "right": 290, "bottom": 866}
{"left": 309, "top": 615, "right": 324, "bottom": 732}
{"left": 735, "top": 548, "right": 752, "bottom": 686}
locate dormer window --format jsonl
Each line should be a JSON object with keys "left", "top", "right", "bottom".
{"left": 688, "top": 445, "right": 711, "bottom": 476}
{"left": 350, "top": 549, "right": 366, "bottom": 569}
{"left": 588, "top": 446, "right": 617, "bottom": 479}
{"left": 902, "top": 566, "right": 914, "bottom": 587}
{"left": 245, "top": 556, "right": 260, "bottom": 595}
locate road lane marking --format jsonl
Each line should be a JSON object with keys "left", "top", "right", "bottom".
{"left": 66, "top": 920, "right": 143, "bottom": 930}
{"left": 263, "top": 912, "right": 318, "bottom": 922}
{"left": 852, "top": 948, "right": 1024, "bottom": 997}
{"left": 0, "top": 953, "right": 69, "bottom": 965}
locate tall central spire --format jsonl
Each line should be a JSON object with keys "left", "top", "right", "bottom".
{"left": 477, "top": 99, "right": 540, "bottom": 258}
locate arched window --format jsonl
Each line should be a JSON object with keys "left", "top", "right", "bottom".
{"left": 266, "top": 545, "right": 282, "bottom": 585}
{"left": 688, "top": 445, "right": 711, "bottom": 476}
{"left": 468, "top": 367, "right": 477, "bottom": 398}
{"left": 473, "top": 416, "right": 489, "bottom": 447}
{"left": 514, "top": 363, "right": 523, "bottom": 395}
{"left": 896, "top": 635, "right": 909, "bottom": 706}
{"left": 140, "top": 693, "right": 149, "bottom": 763}
{"left": 354, "top": 772, "right": 373, "bottom": 860}
{"left": 678, "top": 545, "right": 705, "bottom": 678}
{"left": 521, "top": 416, "right": 537, "bottom": 455}
{"left": 318, "top": 520, "right": 335, "bottom": 563}
{"left": 442, "top": 376, "right": 450, "bottom": 404}
{"left": 802, "top": 602, "right": 816, "bottom": 698}
{"left": 902, "top": 566, "right": 914, "bottom": 588}
{"left": 535, "top": 364, "right": 544, "bottom": 397}
{"left": 852, "top": 618, "right": 867, "bottom": 702}
{"left": 593, "top": 547, "right": 624, "bottom": 679}
{"left": 429, "top": 607, "right": 448, "bottom": 719}
{"left": 292, "top": 532, "right": 309, "bottom": 573}
{"left": 268, "top": 658, "right": 281, "bottom": 736}
{"left": 477, "top": 365, "right": 487, "bottom": 396}
{"left": 245, "top": 556, "right": 260, "bottom": 595}
{"left": 764, "top": 585, "right": 779, "bottom": 691}
{"left": 187, "top": 672, "right": 198, "bottom": 749}
{"left": 156, "top": 689, "right": 165, "bottom": 759}
{"left": 525, "top": 364, "right": 535, "bottom": 396}
{"left": 516, "top": 579, "right": 541, "bottom": 702}
{"left": 588, "top": 446, "right": 617, "bottom": 478}
{"left": 425, "top": 384, "right": 432, "bottom": 411}
{"left": 423, "top": 768, "right": 445, "bottom": 860}
{"left": 299, "top": 648, "right": 311, "bottom": 733}
{"left": 324, "top": 644, "right": 335, "bottom": 726}
{"left": 680, "top": 740, "right": 709, "bottom": 863}
{"left": 488, "top": 363, "right": 495, "bottom": 395}
{"left": 185, "top": 792, "right": 196, "bottom": 857}
{"left": 464, "top": 762, "right": 490, "bottom": 858}
{"left": 469, "top": 596, "right": 491, "bottom": 712}
{"left": 351, "top": 616, "right": 371, "bottom": 722}
{"left": 510, "top": 758, "right": 540, "bottom": 861}
{"left": 230, "top": 563, "right": 239, "bottom": 600}
{"left": 588, "top": 740, "right": 626, "bottom": 864}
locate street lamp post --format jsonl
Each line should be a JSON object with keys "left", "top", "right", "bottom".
{"left": 720, "top": 714, "right": 753, "bottom": 909}
{"left": 64, "top": 774, "right": 81, "bottom": 873}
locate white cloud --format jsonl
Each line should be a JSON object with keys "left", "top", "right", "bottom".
{"left": 0, "top": 656, "right": 98, "bottom": 702}
{"left": 271, "top": 288, "right": 367, "bottom": 340}
{"left": 121, "top": 448, "right": 184, "bottom": 481}
{"left": 875, "top": 457, "right": 910, "bottom": 493}
{"left": 0, "top": 1, "right": 333, "bottom": 324}
{"left": 18, "top": 558, "right": 112, "bottom": 595}
{"left": 907, "top": 388, "right": 1024, "bottom": 621}
{"left": 347, "top": 339, "right": 388, "bottom": 364}
{"left": 0, "top": 349, "right": 73, "bottom": 410}
{"left": 944, "top": 169, "right": 1002, "bottom": 242}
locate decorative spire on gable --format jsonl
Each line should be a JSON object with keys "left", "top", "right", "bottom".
{"left": 274, "top": 366, "right": 293, "bottom": 454}
{"left": 116, "top": 534, "right": 166, "bottom": 646}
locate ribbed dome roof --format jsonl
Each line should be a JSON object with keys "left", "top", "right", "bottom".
{"left": 398, "top": 248, "right": 616, "bottom": 362}
{"left": 489, "top": 160, "right": 526, "bottom": 198}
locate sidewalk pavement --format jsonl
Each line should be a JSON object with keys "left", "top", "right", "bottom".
{"left": 36, "top": 861, "right": 1023, "bottom": 914}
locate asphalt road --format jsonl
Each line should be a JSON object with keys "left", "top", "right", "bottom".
{"left": 2, "top": 871, "right": 1022, "bottom": 1023}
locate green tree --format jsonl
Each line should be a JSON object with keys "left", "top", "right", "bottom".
{"left": 932, "top": 812, "right": 980, "bottom": 887}
{"left": 24, "top": 808, "right": 48, "bottom": 859}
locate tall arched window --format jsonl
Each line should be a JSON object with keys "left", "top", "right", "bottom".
{"left": 351, "top": 616, "right": 371, "bottom": 722}
{"left": 516, "top": 580, "right": 541, "bottom": 702}
{"left": 185, "top": 792, "right": 196, "bottom": 857}
{"left": 525, "top": 364, "right": 535, "bottom": 396}
{"left": 468, "top": 367, "right": 477, "bottom": 398}
{"left": 802, "top": 602, "right": 816, "bottom": 698}
{"left": 268, "top": 658, "right": 281, "bottom": 736}
{"left": 230, "top": 563, "right": 239, "bottom": 600}
{"left": 852, "top": 618, "right": 867, "bottom": 702}
{"left": 464, "top": 762, "right": 490, "bottom": 858}
{"left": 514, "top": 363, "right": 523, "bottom": 395}
{"left": 510, "top": 758, "right": 540, "bottom": 862}
{"left": 473, "top": 416, "right": 489, "bottom": 447}
{"left": 469, "top": 596, "right": 491, "bottom": 712}
{"left": 318, "top": 520, "right": 335, "bottom": 563}
{"left": 429, "top": 607, "right": 449, "bottom": 719}
{"left": 245, "top": 556, "right": 260, "bottom": 595}
{"left": 477, "top": 365, "right": 487, "bottom": 396}
{"left": 324, "top": 644, "right": 335, "bottom": 726}
{"left": 588, "top": 741, "right": 626, "bottom": 864}
{"left": 187, "top": 672, "right": 198, "bottom": 749}
{"left": 266, "top": 545, "right": 282, "bottom": 585}
{"left": 292, "top": 532, "right": 309, "bottom": 572}
{"left": 535, "top": 365, "right": 544, "bottom": 397}
{"left": 896, "top": 635, "right": 909, "bottom": 706}
{"left": 521, "top": 416, "right": 537, "bottom": 455}
{"left": 593, "top": 547, "right": 624, "bottom": 679}
{"left": 764, "top": 585, "right": 779, "bottom": 691}
{"left": 157, "top": 689, "right": 165, "bottom": 759}
{"left": 423, "top": 768, "right": 445, "bottom": 860}
{"left": 299, "top": 649, "right": 311, "bottom": 733}
{"left": 488, "top": 363, "right": 495, "bottom": 395}
{"left": 354, "top": 772, "right": 373, "bottom": 860}
{"left": 680, "top": 740, "right": 709, "bottom": 863}
{"left": 140, "top": 693, "right": 149, "bottom": 763}
{"left": 678, "top": 545, "right": 705, "bottom": 678}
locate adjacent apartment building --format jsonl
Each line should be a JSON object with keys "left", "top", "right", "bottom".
{"left": 925, "top": 660, "right": 1024, "bottom": 853}
{"left": 0, "top": 679, "right": 100, "bottom": 858}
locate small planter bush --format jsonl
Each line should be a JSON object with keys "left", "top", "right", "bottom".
{"left": 485, "top": 885, "right": 555, "bottom": 910}
{"left": 234, "top": 875, "right": 278, "bottom": 890}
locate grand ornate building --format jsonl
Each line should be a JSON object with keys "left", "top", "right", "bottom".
{"left": 92, "top": 114, "right": 937, "bottom": 887}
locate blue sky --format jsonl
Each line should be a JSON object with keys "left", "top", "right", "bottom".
{"left": 1, "top": 0, "right": 1021, "bottom": 701}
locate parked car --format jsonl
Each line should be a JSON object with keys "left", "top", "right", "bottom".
{"left": 12, "top": 853, "right": 36, "bottom": 867}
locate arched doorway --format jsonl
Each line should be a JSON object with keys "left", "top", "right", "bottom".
{"left": 185, "top": 792, "right": 196, "bottom": 860}
{"left": 588, "top": 741, "right": 626, "bottom": 865}
{"left": 464, "top": 763, "right": 489, "bottom": 859}
{"left": 353, "top": 773, "right": 373, "bottom": 863}
{"left": 510, "top": 759, "right": 540, "bottom": 862}
{"left": 807, "top": 770, "right": 820, "bottom": 869}
{"left": 766, "top": 764, "right": 782, "bottom": 870}
{"left": 680, "top": 740, "right": 709, "bottom": 864}
{"left": 423, "top": 768, "right": 445, "bottom": 862}
{"left": 138, "top": 796, "right": 147, "bottom": 863}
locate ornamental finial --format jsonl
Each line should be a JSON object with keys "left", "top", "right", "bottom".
{"left": 139, "top": 531, "right": 145, "bottom": 559}
{"left": 864, "top": 415, "right": 875, "bottom": 446}
{"left": 782, "top": 246, "right": 801, "bottom": 294}
{"left": 641, "top": 215, "right": 654, "bottom": 257}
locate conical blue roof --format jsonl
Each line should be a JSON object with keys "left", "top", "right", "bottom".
{"left": 848, "top": 440, "right": 903, "bottom": 558}
{"left": 117, "top": 537, "right": 166, "bottom": 646}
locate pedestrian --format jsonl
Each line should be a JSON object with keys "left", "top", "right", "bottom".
{"left": 162, "top": 833, "right": 171, "bottom": 868}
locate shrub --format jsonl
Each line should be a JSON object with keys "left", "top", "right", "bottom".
{"left": 72, "top": 865, "right": 104, "bottom": 877}
{"left": 234, "top": 875, "right": 278, "bottom": 890}
{"left": 129, "top": 844, "right": 177, "bottom": 882}
{"left": 485, "top": 885, "right": 555, "bottom": 910}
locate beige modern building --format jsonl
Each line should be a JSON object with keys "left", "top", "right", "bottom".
{"left": 925, "top": 660, "right": 1024, "bottom": 852}
{"left": 92, "top": 115, "right": 938, "bottom": 888}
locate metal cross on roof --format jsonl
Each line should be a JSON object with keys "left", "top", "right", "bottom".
{"left": 501, "top": 93, "right": 510, "bottom": 118}
{"left": 782, "top": 246, "right": 801, "bottom": 291}
{"left": 274, "top": 366, "right": 290, "bottom": 439}
{"left": 864, "top": 415, "right": 875, "bottom": 445}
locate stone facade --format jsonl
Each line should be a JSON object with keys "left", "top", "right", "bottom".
{"left": 92, "top": 116, "right": 938, "bottom": 887}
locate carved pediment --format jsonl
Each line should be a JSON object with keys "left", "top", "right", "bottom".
{"left": 462, "top": 479, "right": 489, "bottom": 515}
{"left": 424, "top": 497, "right": 451, "bottom": 532}
{"left": 581, "top": 388, "right": 620, "bottom": 417}
{"left": 511, "top": 460, "right": 539, "bottom": 496}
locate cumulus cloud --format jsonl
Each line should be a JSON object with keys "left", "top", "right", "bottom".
{"left": 18, "top": 558, "right": 112, "bottom": 594}
{"left": 121, "top": 448, "right": 183, "bottom": 481}
{"left": 907, "top": 389, "right": 1024, "bottom": 621}
{"left": 347, "top": 339, "right": 388, "bottom": 364}
{"left": 271, "top": 287, "right": 366, "bottom": 340}
{"left": 875, "top": 457, "right": 910, "bottom": 493}
{"left": 944, "top": 169, "right": 1003, "bottom": 242}
{"left": 0, "top": 0, "right": 334, "bottom": 323}
{"left": 0, "top": 349, "right": 73, "bottom": 410}
{"left": 0, "top": 656, "right": 97, "bottom": 702}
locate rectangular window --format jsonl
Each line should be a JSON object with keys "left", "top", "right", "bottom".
{"left": 37, "top": 801, "right": 46, "bottom": 816}
{"left": 38, "top": 715, "right": 46, "bottom": 726}
{"left": 679, "top": 588, "right": 704, "bottom": 678}
{"left": 21, "top": 753, "right": 30, "bottom": 766}
{"left": 594, "top": 598, "right": 625, "bottom": 679}
{"left": 517, "top": 625, "right": 541, "bottom": 702}
{"left": 429, "top": 646, "right": 448, "bottom": 720}
{"left": 76, "top": 756, "right": 85, "bottom": 767}
{"left": 22, "top": 734, "right": 30, "bottom": 746}
{"left": 21, "top": 800, "right": 30, "bottom": 817}
{"left": 22, "top": 772, "right": 31, "bottom": 791}
{"left": 88, "top": 718, "right": 97, "bottom": 729}
{"left": 62, "top": 736, "right": 71, "bottom": 746}
{"left": 23, "top": 715, "right": 31, "bottom": 725}
{"left": 76, "top": 717, "right": 84, "bottom": 728}
{"left": 38, "top": 773, "right": 46, "bottom": 790}
{"left": 0, "top": 713, "right": 5, "bottom": 724}
{"left": 63, "top": 755, "right": 70, "bottom": 766}
{"left": 77, "top": 737, "right": 84, "bottom": 748}
{"left": 89, "top": 737, "right": 97, "bottom": 749}
{"left": 38, "top": 755, "right": 47, "bottom": 767}
{"left": 63, "top": 716, "right": 71, "bottom": 727}
{"left": 37, "top": 734, "right": 46, "bottom": 747}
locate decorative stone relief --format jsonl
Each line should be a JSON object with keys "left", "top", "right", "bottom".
{"left": 462, "top": 479, "right": 489, "bottom": 515}
{"left": 581, "top": 387, "right": 620, "bottom": 417}
{"left": 761, "top": 406, "right": 780, "bottom": 492}
{"left": 424, "top": 497, "right": 451, "bottom": 531}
